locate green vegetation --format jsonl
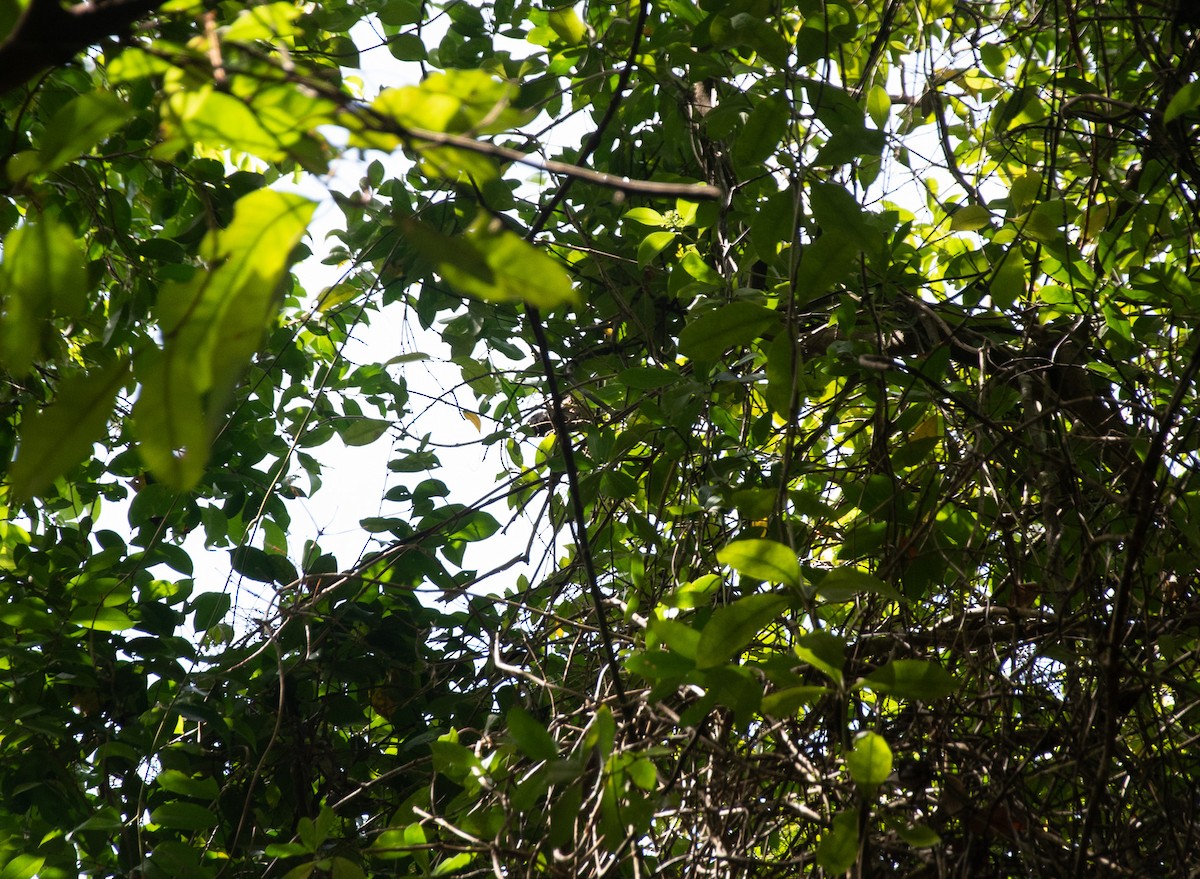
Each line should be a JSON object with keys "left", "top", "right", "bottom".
{"left": 3, "top": 0, "right": 1200, "bottom": 876}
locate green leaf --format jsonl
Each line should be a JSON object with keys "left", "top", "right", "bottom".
{"left": 279, "top": 863, "right": 315, "bottom": 879}
{"left": 507, "top": 706, "right": 558, "bottom": 761}
{"left": 695, "top": 592, "right": 787, "bottom": 669}
{"left": 734, "top": 93, "right": 790, "bottom": 166}
{"left": 449, "top": 510, "right": 500, "bottom": 541}
{"left": 760, "top": 685, "right": 827, "bottom": 717}
{"left": 339, "top": 417, "right": 392, "bottom": 446}
{"left": 134, "top": 190, "right": 314, "bottom": 488}
{"left": 894, "top": 821, "right": 942, "bottom": 848}
{"left": 637, "top": 230, "right": 676, "bottom": 268}
{"left": 729, "top": 12, "right": 790, "bottom": 66}
{"left": 626, "top": 649, "right": 696, "bottom": 680}
{"left": 628, "top": 757, "right": 657, "bottom": 791}
{"left": 618, "top": 367, "right": 678, "bottom": 390}
{"left": 717, "top": 539, "right": 802, "bottom": 590}
{"left": 583, "top": 705, "right": 616, "bottom": 758}
{"left": 68, "top": 607, "right": 134, "bottom": 631}
{"left": 230, "top": 545, "right": 289, "bottom": 584}
{"left": 156, "top": 770, "right": 220, "bottom": 800}
{"left": 165, "top": 88, "right": 285, "bottom": 160}
{"left": 809, "top": 181, "right": 869, "bottom": 244}
{"left": 433, "top": 852, "right": 477, "bottom": 876}
{"left": 369, "top": 70, "right": 530, "bottom": 137}
{"left": 816, "top": 810, "right": 859, "bottom": 874}
{"left": 866, "top": 84, "right": 891, "bottom": 128}
{"left": 680, "top": 250, "right": 723, "bottom": 285}
{"left": 547, "top": 6, "right": 587, "bottom": 44}
{"left": 105, "top": 47, "right": 172, "bottom": 82}
{"left": 192, "top": 592, "right": 232, "bottom": 631}
{"left": 795, "top": 231, "right": 860, "bottom": 302}
{"left": 151, "top": 802, "right": 219, "bottom": 831}
{"left": 1165, "top": 81, "right": 1200, "bottom": 123}
{"left": 0, "top": 855, "right": 44, "bottom": 879}
{"left": 401, "top": 215, "right": 578, "bottom": 309}
{"left": 990, "top": 249, "right": 1026, "bottom": 309}
{"left": 950, "top": 204, "right": 992, "bottom": 231}
{"left": 8, "top": 360, "right": 129, "bottom": 500}
{"left": 32, "top": 91, "right": 132, "bottom": 176}
{"left": 860, "top": 659, "right": 957, "bottom": 700}
{"left": 0, "top": 217, "right": 89, "bottom": 374}
{"left": 224, "top": 1, "right": 303, "bottom": 41}
{"left": 794, "top": 631, "right": 845, "bottom": 685}
{"left": 846, "top": 731, "right": 892, "bottom": 790}
{"left": 648, "top": 617, "right": 701, "bottom": 660}
{"left": 816, "top": 568, "right": 902, "bottom": 602}
{"left": 679, "top": 301, "right": 778, "bottom": 361}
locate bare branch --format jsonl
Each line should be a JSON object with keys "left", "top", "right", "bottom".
{"left": 377, "top": 121, "right": 725, "bottom": 201}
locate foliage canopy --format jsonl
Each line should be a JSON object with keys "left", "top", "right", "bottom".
{"left": 3, "top": 0, "right": 1200, "bottom": 877}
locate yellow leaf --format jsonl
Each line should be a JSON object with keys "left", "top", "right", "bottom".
{"left": 463, "top": 410, "right": 482, "bottom": 432}
{"left": 911, "top": 415, "right": 940, "bottom": 441}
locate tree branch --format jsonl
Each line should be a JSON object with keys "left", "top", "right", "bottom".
{"left": 0, "top": 0, "right": 166, "bottom": 96}
{"left": 379, "top": 121, "right": 724, "bottom": 201}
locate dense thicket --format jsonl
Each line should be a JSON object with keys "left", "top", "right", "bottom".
{"left": 3, "top": 1, "right": 1200, "bottom": 877}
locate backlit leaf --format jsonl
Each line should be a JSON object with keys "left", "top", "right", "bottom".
{"left": 846, "top": 732, "right": 892, "bottom": 790}
{"left": 134, "top": 190, "right": 314, "bottom": 488}
{"left": 696, "top": 592, "right": 788, "bottom": 669}
{"left": 717, "top": 539, "right": 802, "bottom": 590}
{"left": 9, "top": 360, "right": 129, "bottom": 500}
{"left": 507, "top": 706, "right": 558, "bottom": 761}
{"left": 950, "top": 204, "right": 992, "bottom": 231}
{"left": 32, "top": 91, "right": 132, "bottom": 176}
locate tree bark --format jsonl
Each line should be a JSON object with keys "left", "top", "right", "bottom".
{"left": 0, "top": 0, "right": 166, "bottom": 96}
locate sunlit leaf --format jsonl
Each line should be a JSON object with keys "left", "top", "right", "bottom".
{"left": 0, "top": 217, "right": 89, "bottom": 374}
{"left": 846, "top": 732, "right": 892, "bottom": 790}
{"left": 717, "top": 539, "right": 802, "bottom": 590}
{"left": 401, "top": 215, "right": 578, "bottom": 308}
{"left": 69, "top": 607, "right": 134, "bottom": 632}
{"left": 0, "top": 855, "right": 44, "bottom": 879}
{"left": 637, "top": 230, "right": 675, "bottom": 267}
{"left": 696, "top": 592, "right": 788, "bottom": 669}
{"left": 794, "top": 631, "right": 845, "bottom": 685}
{"left": 134, "top": 190, "right": 314, "bottom": 488}
{"left": 8, "top": 360, "right": 129, "bottom": 500}
{"left": 547, "top": 6, "right": 587, "bottom": 44}
{"left": 950, "top": 204, "right": 992, "bottom": 231}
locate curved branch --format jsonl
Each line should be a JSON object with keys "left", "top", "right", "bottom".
{"left": 394, "top": 123, "right": 723, "bottom": 201}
